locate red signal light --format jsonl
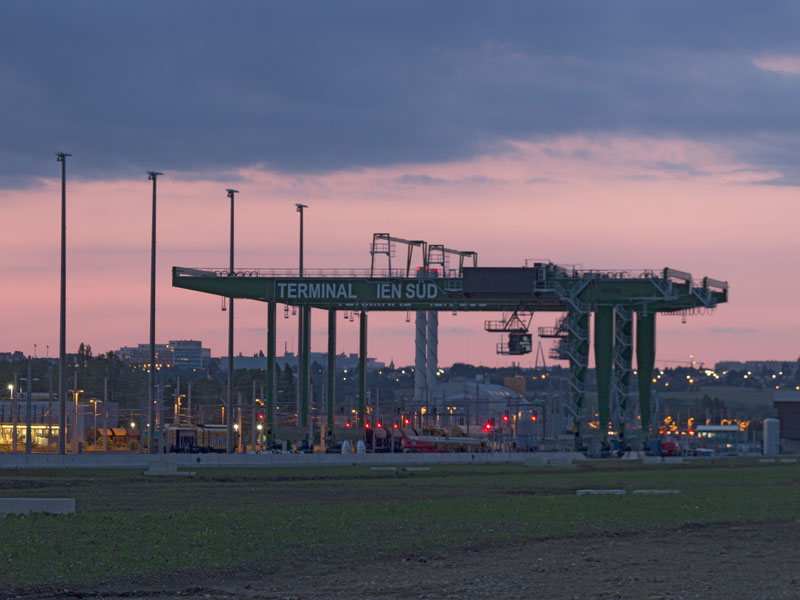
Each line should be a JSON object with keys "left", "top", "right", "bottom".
{"left": 345, "top": 422, "right": 351, "bottom": 428}
{"left": 365, "top": 423, "right": 370, "bottom": 429}
{"left": 502, "top": 415, "right": 509, "bottom": 422}
{"left": 404, "top": 418, "right": 410, "bottom": 425}
{"left": 377, "top": 422, "right": 382, "bottom": 428}
{"left": 393, "top": 423, "right": 398, "bottom": 429}
{"left": 484, "top": 422, "right": 492, "bottom": 430}
{"left": 531, "top": 415, "right": 537, "bottom": 422}
{"left": 258, "top": 413, "right": 264, "bottom": 420}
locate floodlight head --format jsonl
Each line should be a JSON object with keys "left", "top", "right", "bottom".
{"left": 295, "top": 203, "right": 308, "bottom": 212}
{"left": 55, "top": 152, "right": 72, "bottom": 161}
{"left": 226, "top": 188, "right": 239, "bottom": 197}
{"left": 147, "top": 170, "right": 163, "bottom": 180}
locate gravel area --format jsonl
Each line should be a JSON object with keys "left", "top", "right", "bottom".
{"left": 11, "top": 520, "right": 799, "bottom": 600}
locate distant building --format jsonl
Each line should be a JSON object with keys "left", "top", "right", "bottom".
{"left": 169, "top": 340, "right": 211, "bottom": 370}
{"left": 116, "top": 344, "right": 170, "bottom": 366}
{"left": 115, "top": 340, "right": 211, "bottom": 370}
{"left": 774, "top": 390, "right": 800, "bottom": 453}
{"left": 503, "top": 375, "right": 527, "bottom": 396}
{"left": 218, "top": 351, "right": 385, "bottom": 372}
{"left": 715, "top": 360, "right": 797, "bottom": 374}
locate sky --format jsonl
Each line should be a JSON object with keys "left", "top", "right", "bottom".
{"left": 2, "top": 1, "right": 800, "bottom": 369}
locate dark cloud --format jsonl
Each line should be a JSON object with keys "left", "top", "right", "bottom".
{"left": 4, "top": 1, "right": 800, "bottom": 187}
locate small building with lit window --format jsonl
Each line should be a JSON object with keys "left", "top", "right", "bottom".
{"left": 695, "top": 424, "right": 746, "bottom": 454}
{"left": 773, "top": 390, "right": 800, "bottom": 453}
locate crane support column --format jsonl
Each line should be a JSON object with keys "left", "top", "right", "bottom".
{"left": 327, "top": 309, "right": 336, "bottom": 434}
{"left": 567, "top": 310, "right": 590, "bottom": 438}
{"left": 426, "top": 311, "right": 438, "bottom": 399}
{"left": 594, "top": 306, "right": 613, "bottom": 437}
{"left": 636, "top": 311, "right": 656, "bottom": 435}
{"left": 300, "top": 306, "right": 311, "bottom": 428}
{"left": 612, "top": 306, "right": 633, "bottom": 439}
{"left": 414, "top": 311, "right": 427, "bottom": 406}
{"left": 266, "top": 302, "right": 276, "bottom": 435}
{"left": 359, "top": 311, "right": 368, "bottom": 429}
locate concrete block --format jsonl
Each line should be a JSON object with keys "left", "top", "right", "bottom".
{"left": 576, "top": 489, "right": 625, "bottom": 496}
{"left": 145, "top": 462, "right": 194, "bottom": 476}
{"left": 780, "top": 458, "right": 797, "bottom": 463}
{"left": 621, "top": 451, "right": 645, "bottom": 460}
{"left": 0, "top": 498, "right": 75, "bottom": 515}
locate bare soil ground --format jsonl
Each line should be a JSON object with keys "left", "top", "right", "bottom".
{"left": 11, "top": 520, "right": 799, "bottom": 600}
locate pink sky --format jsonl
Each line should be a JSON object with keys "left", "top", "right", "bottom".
{"left": 2, "top": 134, "right": 798, "bottom": 369}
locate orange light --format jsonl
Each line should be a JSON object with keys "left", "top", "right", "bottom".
{"left": 689, "top": 430, "right": 695, "bottom": 436}
{"left": 531, "top": 415, "right": 537, "bottom": 421}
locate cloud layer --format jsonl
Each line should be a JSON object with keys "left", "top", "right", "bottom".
{"left": 4, "top": 1, "right": 800, "bottom": 186}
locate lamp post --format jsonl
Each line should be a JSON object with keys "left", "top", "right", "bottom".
{"left": 295, "top": 203, "right": 307, "bottom": 425}
{"left": 226, "top": 188, "right": 239, "bottom": 453}
{"left": 56, "top": 152, "right": 71, "bottom": 455}
{"left": 71, "top": 388, "right": 83, "bottom": 453}
{"left": 90, "top": 399, "right": 101, "bottom": 438}
{"left": 147, "top": 170, "right": 162, "bottom": 454}
{"left": 6, "top": 384, "right": 13, "bottom": 450}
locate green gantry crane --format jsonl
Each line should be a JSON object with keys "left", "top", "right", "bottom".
{"left": 173, "top": 237, "right": 727, "bottom": 449}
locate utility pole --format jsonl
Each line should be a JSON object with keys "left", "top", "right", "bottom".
{"left": 226, "top": 188, "right": 239, "bottom": 453}
{"left": 25, "top": 357, "right": 32, "bottom": 454}
{"left": 103, "top": 377, "right": 108, "bottom": 452}
{"left": 11, "top": 373, "right": 17, "bottom": 453}
{"left": 158, "top": 382, "right": 165, "bottom": 454}
{"left": 295, "top": 204, "right": 307, "bottom": 428}
{"left": 56, "top": 152, "right": 71, "bottom": 455}
{"left": 147, "top": 170, "right": 162, "bottom": 453}
{"left": 73, "top": 370, "right": 78, "bottom": 453}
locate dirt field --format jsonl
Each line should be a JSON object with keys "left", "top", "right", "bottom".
{"left": 3, "top": 462, "right": 799, "bottom": 600}
{"left": 9, "top": 519, "right": 798, "bottom": 600}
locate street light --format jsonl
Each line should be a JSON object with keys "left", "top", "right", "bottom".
{"left": 90, "top": 399, "right": 101, "bottom": 438}
{"left": 295, "top": 203, "right": 307, "bottom": 426}
{"left": 6, "top": 384, "right": 12, "bottom": 441}
{"left": 56, "top": 151, "right": 71, "bottom": 455}
{"left": 70, "top": 388, "right": 83, "bottom": 453}
{"left": 225, "top": 188, "right": 239, "bottom": 453}
{"left": 147, "top": 170, "right": 162, "bottom": 454}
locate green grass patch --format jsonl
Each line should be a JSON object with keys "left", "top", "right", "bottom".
{"left": 1, "top": 460, "right": 798, "bottom": 585}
